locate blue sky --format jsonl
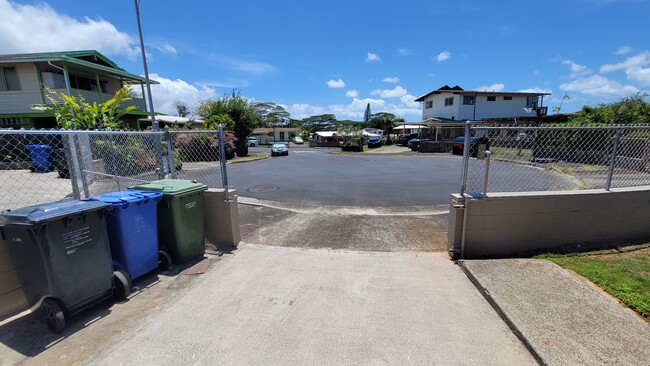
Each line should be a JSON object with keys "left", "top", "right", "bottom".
{"left": 1, "top": 0, "right": 649, "bottom": 120}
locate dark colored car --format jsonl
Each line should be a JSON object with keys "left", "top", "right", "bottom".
{"left": 452, "top": 136, "right": 489, "bottom": 157}
{"left": 397, "top": 133, "right": 418, "bottom": 146}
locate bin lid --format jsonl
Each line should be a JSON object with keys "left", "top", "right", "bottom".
{"left": 86, "top": 190, "right": 162, "bottom": 208}
{"left": 131, "top": 179, "right": 208, "bottom": 196}
{"left": 0, "top": 200, "right": 112, "bottom": 225}
{"left": 26, "top": 144, "right": 54, "bottom": 150}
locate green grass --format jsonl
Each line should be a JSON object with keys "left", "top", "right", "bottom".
{"left": 537, "top": 253, "right": 650, "bottom": 319}
{"left": 227, "top": 152, "right": 268, "bottom": 164}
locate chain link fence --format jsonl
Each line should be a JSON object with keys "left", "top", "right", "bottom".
{"left": 0, "top": 129, "right": 226, "bottom": 211}
{"left": 461, "top": 123, "right": 650, "bottom": 196}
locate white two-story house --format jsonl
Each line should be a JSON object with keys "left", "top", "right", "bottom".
{"left": 414, "top": 85, "right": 551, "bottom": 121}
{"left": 0, "top": 50, "right": 155, "bottom": 129}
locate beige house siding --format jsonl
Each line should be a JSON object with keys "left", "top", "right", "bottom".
{"left": 0, "top": 63, "right": 43, "bottom": 114}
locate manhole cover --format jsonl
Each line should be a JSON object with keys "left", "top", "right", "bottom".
{"left": 247, "top": 185, "right": 280, "bottom": 193}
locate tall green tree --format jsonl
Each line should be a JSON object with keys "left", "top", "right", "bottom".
{"left": 363, "top": 103, "right": 371, "bottom": 123}
{"left": 569, "top": 93, "right": 650, "bottom": 125}
{"left": 196, "top": 92, "right": 261, "bottom": 155}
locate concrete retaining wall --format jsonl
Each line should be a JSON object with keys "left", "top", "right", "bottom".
{"left": 453, "top": 186, "right": 650, "bottom": 258}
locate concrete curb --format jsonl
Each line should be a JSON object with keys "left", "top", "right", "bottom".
{"left": 237, "top": 196, "right": 450, "bottom": 216}
{"left": 458, "top": 260, "right": 546, "bottom": 366}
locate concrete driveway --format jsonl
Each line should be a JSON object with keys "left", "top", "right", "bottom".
{"left": 84, "top": 244, "right": 535, "bottom": 365}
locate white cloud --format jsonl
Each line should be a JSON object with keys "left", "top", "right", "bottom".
{"left": 346, "top": 90, "right": 359, "bottom": 98}
{"left": 367, "top": 52, "right": 381, "bottom": 62}
{"left": 562, "top": 60, "right": 593, "bottom": 78}
{"left": 371, "top": 86, "right": 408, "bottom": 98}
{"left": 518, "top": 87, "right": 552, "bottom": 94}
{"left": 327, "top": 79, "right": 346, "bottom": 88}
{"left": 560, "top": 75, "right": 639, "bottom": 97}
{"left": 155, "top": 43, "right": 177, "bottom": 55}
{"left": 475, "top": 83, "right": 505, "bottom": 92}
{"left": 626, "top": 67, "right": 650, "bottom": 86}
{"left": 382, "top": 77, "right": 400, "bottom": 83}
{"left": 398, "top": 48, "right": 411, "bottom": 56}
{"left": 436, "top": 51, "right": 451, "bottom": 62}
{"left": 284, "top": 93, "right": 421, "bottom": 120}
{"left": 0, "top": 0, "right": 138, "bottom": 59}
{"left": 146, "top": 73, "right": 217, "bottom": 116}
{"left": 615, "top": 46, "right": 632, "bottom": 55}
{"left": 600, "top": 51, "right": 650, "bottom": 73}
{"left": 285, "top": 103, "right": 327, "bottom": 119}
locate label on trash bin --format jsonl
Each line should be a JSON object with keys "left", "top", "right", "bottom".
{"left": 185, "top": 201, "right": 196, "bottom": 209}
{"left": 63, "top": 226, "right": 92, "bottom": 255}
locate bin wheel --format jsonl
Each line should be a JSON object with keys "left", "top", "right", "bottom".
{"left": 113, "top": 269, "right": 131, "bottom": 300}
{"left": 29, "top": 166, "right": 36, "bottom": 173}
{"left": 41, "top": 298, "right": 65, "bottom": 333}
{"left": 159, "top": 251, "right": 172, "bottom": 271}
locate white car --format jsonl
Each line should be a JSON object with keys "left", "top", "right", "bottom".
{"left": 292, "top": 136, "right": 304, "bottom": 144}
{"left": 247, "top": 137, "right": 258, "bottom": 147}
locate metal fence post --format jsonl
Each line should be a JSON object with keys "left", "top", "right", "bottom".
{"left": 605, "top": 127, "right": 622, "bottom": 191}
{"left": 459, "top": 121, "right": 471, "bottom": 196}
{"left": 165, "top": 127, "right": 176, "bottom": 179}
{"left": 74, "top": 133, "right": 90, "bottom": 198}
{"left": 64, "top": 133, "right": 81, "bottom": 199}
{"left": 218, "top": 125, "right": 229, "bottom": 193}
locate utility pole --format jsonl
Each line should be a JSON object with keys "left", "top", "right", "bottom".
{"left": 134, "top": 0, "right": 157, "bottom": 131}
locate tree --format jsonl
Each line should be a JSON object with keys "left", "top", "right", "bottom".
{"left": 368, "top": 112, "right": 401, "bottom": 142}
{"left": 175, "top": 102, "right": 189, "bottom": 117}
{"left": 33, "top": 86, "right": 137, "bottom": 130}
{"left": 568, "top": 93, "right": 650, "bottom": 125}
{"left": 196, "top": 92, "right": 261, "bottom": 156}
{"left": 301, "top": 114, "right": 338, "bottom": 132}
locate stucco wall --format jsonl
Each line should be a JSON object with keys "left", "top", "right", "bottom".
{"left": 452, "top": 186, "right": 650, "bottom": 258}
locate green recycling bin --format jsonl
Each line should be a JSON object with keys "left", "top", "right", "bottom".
{"left": 131, "top": 179, "right": 208, "bottom": 267}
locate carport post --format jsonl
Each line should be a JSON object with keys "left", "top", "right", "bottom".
{"left": 460, "top": 121, "right": 471, "bottom": 196}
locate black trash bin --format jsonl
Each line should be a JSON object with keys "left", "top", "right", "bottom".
{"left": 0, "top": 200, "right": 130, "bottom": 333}
{"left": 52, "top": 148, "right": 70, "bottom": 179}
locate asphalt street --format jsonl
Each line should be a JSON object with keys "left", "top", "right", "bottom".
{"left": 225, "top": 147, "right": 573, "bottom": 206}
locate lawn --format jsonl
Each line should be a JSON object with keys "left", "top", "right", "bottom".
{"left": 537, "top": 247, "right": 650, "bottom": 320}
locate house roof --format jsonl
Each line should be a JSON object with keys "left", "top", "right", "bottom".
{"left": 414, "top": 85, "right": 550, "bottom": 102}
{"left": 253, "top": 127, "right": 301, "bottom": 133}
{"left": 0, "top": 50, "right": 157, "bottom": 84}
{"left": 139, "top": 115, "right": 203, "bottom": 124}
{"left": 315, "top": 131, "right": 337, "bottom": 137}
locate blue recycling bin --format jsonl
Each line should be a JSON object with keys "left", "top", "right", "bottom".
{"left": 86, "top": 190, "right": 162, "bottom": 280}
{"left": 26, "top": 144, "right": 54, "bottom": 172}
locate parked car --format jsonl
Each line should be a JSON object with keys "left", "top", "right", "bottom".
{"left": 452, "top": 136, "right": 489, "bottom": 157}
{"left": 407, "top": 138, "right": 420, "bottom": 151}
{"left": 247, "top": 137, "right": 258, "bottom": 147}
{"left": 367, "top": 134, "right": 383, "bottom": 148}
{"left": 397, "top": 133, "right": 418, "bottom": 146}
{"left": 292, "top": 136, "right": 304, "bottom": 144}
{"left": 271, "top": 142, "right": 289, "bottom": 156}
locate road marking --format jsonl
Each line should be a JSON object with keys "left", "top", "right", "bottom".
{"left": 292, "top": 151, "right": 316, "bottom": 153}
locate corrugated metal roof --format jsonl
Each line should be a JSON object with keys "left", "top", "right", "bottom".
{"left": 0, "top": 50, "right": 156, "bottom": 84}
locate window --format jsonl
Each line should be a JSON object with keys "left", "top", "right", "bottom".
{"left": 487, "top": 96, "right": 496, "bottom": 102}
{"left": 503, "top": 96, "right": 512, "bottom": 100}
{"left": 69, "top": 74, "right": 106, "bottom": 92}
{"left": 425, "top": 100, "right": 433, "bottom": 109}
{"left": 444, "top": 97, "right": 454, "bottom": 106}
{"left": 0, "top": 67, "right": 20, "bottom": 91}
{"left": 463, "top": 95, "right": 475, "bottom": 105}
{"left": 279, "top": 132, "right": 285, "bottom": 140}
{"left": 526, "top": 96, "right": 538, "bottom": 108}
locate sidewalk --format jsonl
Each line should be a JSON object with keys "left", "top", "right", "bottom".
{"left": 460, "top": 259, "right": 650, "bottom": 366}
{"left": 83, "top": 244, "right": 536, "bottom": 365}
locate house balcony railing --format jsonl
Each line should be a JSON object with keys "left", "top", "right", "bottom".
{"left": 45, "top": 88, "right": 147, "bottom": 112}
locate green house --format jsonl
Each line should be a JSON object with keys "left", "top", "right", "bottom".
{"left": 0, "top": 50, "right": 157, "bottom": 130}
